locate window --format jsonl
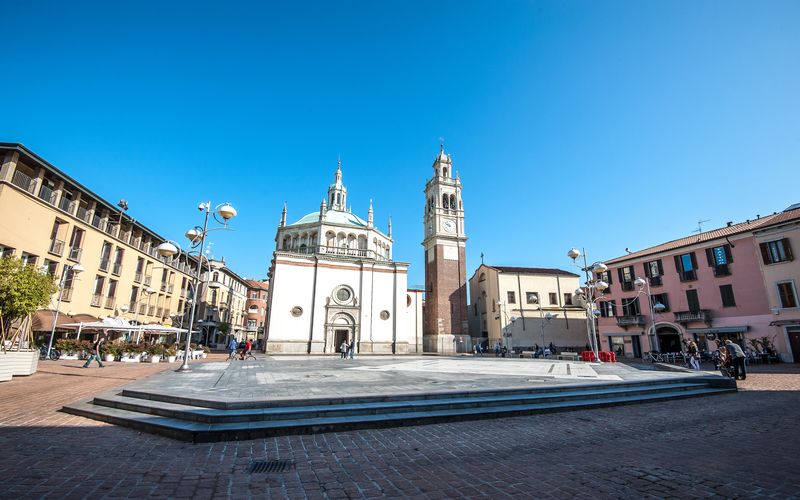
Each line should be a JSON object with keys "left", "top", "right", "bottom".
{"left": 247, "top": 319, "right": 257, "bottom": 328}
{"left": 597, "top": 270, "right": 613, "bottom": 285}
{"left": 563, "top": 293, "right": 573, "bottom": 306}
{"left": 526, "top": 292, "right": 539, "bottom": 304}
{"left": 43, "top": 259, "right": 58, "bottom": 276}
{"left": 251, "top": 292, "right": 258, "bottom": 299}
{"left": 705, "top": 245, "right": 733, "bottom": 276}
{"left": 20, "top": 252, "right": 38, "bottom": 267}
{"left": 548, "top": 293, "right": 558, "bottom": 305}
{"left": 479, "top": 272, "right": 486, "bottom": 282}
{"left": 621, "top": 297, "right": 641, "bottom": 317}
{"left": 675, "top": 252, "right": 698, "bottom": 281}
{"left": 99, "top": 241, "right": 112, "bottom": 271}
{"left": 644, "top": 260, "right": 663, "bottom": 286}
{"left": 335, "top": 286, "right": 353, "bottom": 303}
{"left": 650, "top": 293, "right": 670, "bottom": 312}
{"left": 0, "top": 245, "right": 15, "bottom": 257}
{"left": 618, "top": 266, "right": 635, "bottom": 291}
{"left": 507, "top": 291, "right": 516, "bottom": 304}
{"left": 719, "top": 285, "right": 736, "bottom": 307}
{"left": 778, "top": 281, "right": 798, "bottom": 308}
{"left": 599, "top": 300, "right": 616, "bottom": 317}
{"left": 760, "top": 239, "right": 794, "bottom": 265}
{"left": 686, "top": 289, "right": 700, "bottom": 312}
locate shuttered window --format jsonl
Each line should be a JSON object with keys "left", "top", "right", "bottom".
{"left": 760, "top": 239, "right": 794, "bottom": 265}
{"left": 719, "top": 285, "right": 736, "bottom": 307}
{"left": 778, "top": 282, "right": 798, "bottom": 308}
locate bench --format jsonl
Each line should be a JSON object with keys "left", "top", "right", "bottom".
{"left": 520, "top": 351, "right": 537, "bottom": 358}
{"left": 557, "top": 352, "right": 579, "bottom": 361}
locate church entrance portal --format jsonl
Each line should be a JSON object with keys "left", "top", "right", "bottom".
{"left": 657, "top": 325, "right": 682, "bottom": 353}
{"left": 334, "top": 329, "right": 350, "bottom": 351}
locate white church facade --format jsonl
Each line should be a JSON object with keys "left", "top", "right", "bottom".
{"left": 264, "top": 161, "right": 423, "bottom": 354}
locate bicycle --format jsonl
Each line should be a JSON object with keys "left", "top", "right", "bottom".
{"left": 39, "top": 345, "right": 61, "bottom": 361}
{"left": 226, "top": 350, "right": 257, "bottom": 361}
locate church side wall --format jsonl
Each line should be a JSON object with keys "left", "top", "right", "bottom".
{"left": 266, "top": 260, "right": 317, "bottom": 353}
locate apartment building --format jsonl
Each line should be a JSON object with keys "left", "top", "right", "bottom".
{"left": 596, "top": 205, "right": 800, "bottom": 361}
{"left": 0, "top": 143, "right": 199, "bottom": 338}
{"left": 468, "top": 264, "right": 589, "bottom": 350}
{"left": 193, "top": 260, "right": 249, "bottom": 346}
{"left": 244, "top": 279, "right": 269, "bottom": 347}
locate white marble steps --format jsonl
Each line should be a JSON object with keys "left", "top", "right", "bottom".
{"left": 62, "top": 378, "right": 735, "bottom": 443}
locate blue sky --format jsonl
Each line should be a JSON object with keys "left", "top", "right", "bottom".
{"left": 2, "top": 1, "right": 799, "bottom": 285}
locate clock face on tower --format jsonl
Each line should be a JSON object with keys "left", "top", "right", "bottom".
{"left": 442, "top": 219, "right": 456, "bottom": 234}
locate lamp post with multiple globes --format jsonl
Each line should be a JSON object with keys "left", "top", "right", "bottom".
{"left": 567, "top": 247, "right": 609, "bottom": 362}
{"left": 156, "top": 202, "right": 236, "bottom": 371}
{"left": 44, "top": 263, "right": 84, "bottom": 361}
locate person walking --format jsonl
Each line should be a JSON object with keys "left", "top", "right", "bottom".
{"left": 82, "top": 334, "right": 105, "bottom": 368}
{"left": 348, "top": 339, "right": 355, "bottom": 359}
{"left": 227, "top": 336, "right": 238, "bottom": 360}
{"left": 340, "top": 340, "right": 348, "bottom": 359}
{"left": 725, "top": 339, "right": 747, "bottom": 380}
{"left": 495, "top": 343, "right": 500, "bottom": 357}
{"left": 688, "top": 340, "right": 701, "bottom": 370}
{"left": 240, "top": 339, "right": 252, "bottom": 360}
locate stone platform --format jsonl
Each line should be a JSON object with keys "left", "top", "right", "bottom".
{"left": 62, "top": 356, "right": 735, "bottom": 442}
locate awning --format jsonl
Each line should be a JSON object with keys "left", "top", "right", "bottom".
{"left": 601, "top": 332, "right": 639, "bottom": 337}
{"left": 770, "top": 319, "right": 800, "bottom": 327}
{"left": 72, "top": 314, "right": 100, "bottom": 323}
{"left": 687, "top": 326, "right": 748, "bottom": 334}
{"left": 31, "top": 310, "right": 75, "bottom": 331}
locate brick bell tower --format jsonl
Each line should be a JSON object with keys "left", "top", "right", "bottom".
{"left": 422, "top": 144, "right": 468, "bottom": 353}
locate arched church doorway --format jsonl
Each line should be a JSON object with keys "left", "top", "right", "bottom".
{"left": 657, "top": 325, "right": 682, "bottom": 353}
{"left": 329, "top": 313, "right": 356, "bottom": 353}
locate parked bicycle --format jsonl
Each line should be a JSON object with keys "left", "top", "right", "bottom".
{"left": 226, "top": 350, "right": 257, "bottom": 361}
{"left": 39, "top": 345, "right": 61, "bottom": 361}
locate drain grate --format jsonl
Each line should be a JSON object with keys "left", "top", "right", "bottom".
{"left": 248, "top": 460, "right": 295, "bottom": 474}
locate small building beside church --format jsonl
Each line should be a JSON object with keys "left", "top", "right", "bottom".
{"left": 265, "top": 161, "right": 422, "bottom": 354}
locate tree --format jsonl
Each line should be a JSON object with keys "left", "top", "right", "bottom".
{"left": 0, "top": 256, "right": 56, "bottom": 328}
{"left": 217, "top": 322, "right": 231, "bottom": 336}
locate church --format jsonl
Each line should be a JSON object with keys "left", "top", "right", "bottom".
{"left": 264, "top": 147, "right": 467, "bottom": 355}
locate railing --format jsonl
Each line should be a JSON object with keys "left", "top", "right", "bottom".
{"left": 148, "top": 305, "right": 155, "bottom": 316}
{"left": 112, "top": 262, "right": 122, "bottom": 276}
{"left": 156, "top": 307, "right": 163, "bottom": 317}
{"left": 167, "top": 284, "right": 174, "bottom": 294}
{"left": 91, "top": 294, "right": 102, "bottom": 307}
{"left": 679, "top": 270, "right": 697, "bottom": 282}
{"left": 134, "top": 272, "right": 143, "bottom": 283}
{"left": 91, "top": 214, "right": 105, "bottom": 230}
{"left": 616, "top": 315, "right": 645, "bottom": 327}
{"left": 48, "top": 239, "right": 65, "bottom": 256}
{"left": 68, "top": 247, "right": 82, "bottom": 262}
{"left": 144, "top": 276, "right": 152, "bottom": 286}
{"left": 104, "top": 296, "right": 115, "bottom": 309}
{"left": 38, "top": 185, "right": 57, "bottom": 205}
{"left": 58, "top": 197, "right": 75, "bottom": 214}
{"left": 649, "top": 276, "right": 662, "bottom": 286}
{"left": 99, "top": 258, "right": 110, "bottom": 272}
{"left": 621, "top": 281, "right": 634, "bottom": 292}
{"left": 11, "top": 170, "right": 35, "bottom": 193}
{"left": 61, "top": 288, "right": 73, "bottom": 302}
{"left": 133, "top": 237, "right": 142, "bottom": 249}
{"left": 76, "top": 206, "right": 90, "bottom": 223}
{"left": 713, "top": 265, "right": 731, "bottom": 277}
{"left": 675, "top": 310, "right": 712, "bottom": 323}
{"left": 105, "top": 223, "right": 118, "bottom": 237}
{"left": 129, "top": 301, "right": 137, "bottom": 312}
{"left": 139, "top": 304, "right": 147, "bottom": 315}
{"left": 276, "top": 245, "right": 391, "bottom": 262}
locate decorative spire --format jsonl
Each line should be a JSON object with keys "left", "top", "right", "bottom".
{"left": 328, "top": 157, "right": 347, "bottom": 210}
{"left": 279, "top": 202, "right": 287, "bottom": 227}
{"left": 387, "top": 216, "right": 392, "bottom": 238}
{"left": 367, "top": 199, "right": 374, "bottom": 228}
{"left": 319, "top": 199, "right": 326, "bottom": 220}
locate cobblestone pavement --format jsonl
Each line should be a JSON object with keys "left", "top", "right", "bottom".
{"left": 0, "top": 359, "right": 798, "bottom": 499}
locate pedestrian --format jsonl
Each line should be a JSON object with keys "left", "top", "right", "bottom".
{"left": 549, "top": 342, "right": 556, "bottom": 355}
{"left": 348, "top": 339, "right": 355, "bottom": 359}
{"left": 476, "top": 343, "right": 483, "bottom": 357}
{"left": 340, "top": 340, "right": 348, "bottom": 359}
{"left": 240, "top": 338, "right": 253, "bottom": 360}
{"left": 688, "top": 340, "right": 701, "bottom": 370}
{"left": 82, "top": 334, "right": 105, "bottom": 368}
{"left": 494, "top": 343, "right": 500, "bottom": 357}
{"left": 227, "top": 336, "right": 238, "bottom": 359}
{"left": 725, "top": 339, "right": 747, "bottom": 380}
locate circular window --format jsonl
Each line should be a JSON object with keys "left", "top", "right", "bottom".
{"left": 333, "top": 286, "right": 353, "bottom": 304}
{"left": 380, "top": 310, "right": 390, "bottom": 320}
{"left": 290, "top": 306, "right": 303, "bottom": 317}
{"left": 407, "top": 294, "right": 412, "bottom": 307}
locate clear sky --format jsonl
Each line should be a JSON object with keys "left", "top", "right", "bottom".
{"left": 2, "top": 1, "right": 799, "bottom": 285}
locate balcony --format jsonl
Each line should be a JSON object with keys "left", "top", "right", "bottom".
{"left": 148, "top": 306, "right": 155, "bottom": 316}
{"left": 134, "top": 272, "right": 143, "bottom": 283}
{"left": 621, "top": 281, "right": 634, "bottom": 292}
{"left": 675, "top": 310, "right": 712, "bottom": 323}
{"left": 48, "top": 239, "right": 65, "bottom": 257}
{"left": 76, "top": 206, "right": 91, "bottom": 223}
{"left": 91, "top": 214, "right": 106, "bottom": 231}
{"left": 713, "top": 265, "right": 731, "bottom": 277}
{"left": 160, "top": 283, "right": 167, "bottom": 292}
{"left": 616, "top": 315, "right": 646, "bottom": 327}
{"left": 139, "top": 303, "right": 147, "bottom": 315}
{"left": 129, "top": 301, "right": 137, "bottom": 312}
{"left": 144, "top": 276, "right": 152, "bottom": 286}
{"left": 105, "top": 223, "right": 118, "bottom": 238}
{"left": 91, "top": 294, "right": 102, "bottom": 307}
{"left": 168, "top": 284, "right": 174, "bottom": 294}
{"left": 68, "top": 247, "right": 82, "bottom": 262}
{"left": 99, "top": 259, "right": 110, "bottom": 272}
{"left": 58, "top": 197, "right": 75, "bottom": 214}
{"left": 679, "top": 270, "right": 697, "bottom": 282}
{"left": 11, "top": 170, "right": 35, "bottom": 193}
{"left": 38, "top": 185, "right": 57, "bottom": 205}
{"left": 156, "top": 307, "right": 163, "bottom": 317}
{"left": 649, "top": 276, "right": 662, "bottom": 286}
{"left": 104, "top": 296, "right": 115, "bottom": 309}
{"left": 112, "top": 262, "right": 122, "bottom": 276}
{"left": 61, "top": 287, "right": 73, "bottom": 302}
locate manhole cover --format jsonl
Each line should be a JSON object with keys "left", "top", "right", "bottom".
{"left": 248, "top": 460, "right": 295, "bottom": 474}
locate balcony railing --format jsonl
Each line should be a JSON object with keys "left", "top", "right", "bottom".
{"left": 38, "top": 185, "right": 57, "bottom": 205}
{"left": 68, "top": 247, "right": 82, "bottom": 262}
{"left": 679, "top": 270, "right": 697, "bottom": 282}
{"left": 76, "top": 206, "right": 91, "bottom": 223}
{"left": 48, "top": 239, "right": 65, "bottom": 257}
{"left": 160, "top": 283, "right": 167, "bottom": 292}
{"left": 276, "top": 245, "right": 391, "bottom": 262}
{"left": 99, "top": 259, "right": 110, "bottom": 272}
{"left": 148, "top": 305, "right": 155, "bottom": 316}
{"left": 621, "top": 281, "right": 634, "bottom": 292}
{"left": 713, "top": 265, "right": 731, "bottom": 277}
{"left": 105, "top": 223, "right": 118, "bottom": 237}
{"left": 167, "top": 284, "right": 174, "bottom": 294}
{"left": 129, "top": 301, "right": 137, "bottom": 312}
{"left": 58, "top": 197, "right": 75, "bottom": 214}
{"left": 11, "top": 170, "right": 35, "bottom": 193}
{"left": 91, "top": 214, "right": 105, "bottom": 230}
{"left": 104, "top": 296, "right": 115, "bottom": 309}
{"left": 675, "top": 310, "right": 712, "bottom": 323}
{"left": 616, "top": 315, "right": 645, "bottom": 327}
{"left": 134, "top": 272, "right": 143, "bottom": 283}
{"left": 156, "top": 307, "right": 163, "bottom": 317}
{"left": 139, "top": 303, "right": 147, "bottom": 315}
{"left": 112, "top": 262, "right": 123, "bottom": 276}
{"left": 61, "top": 287, "right": 73, "bottom": 302}
{"left": 91, "top": 294, "right": 102, "bottom": 307}
{"left": 649, "top": 276, "right": 662, "bottom": 286}
{"left": 144, "top": 276, "right": 152, "bottom": 286}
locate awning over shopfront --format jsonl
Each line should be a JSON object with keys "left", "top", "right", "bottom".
{"left": 687, "top": 326, "right": 748, "bottom": 334}
{"left": 769, "top": 319, "right": 800, "bottom": 327}
{"left": 31, "top": 310, "right": 99, "bottom": 331}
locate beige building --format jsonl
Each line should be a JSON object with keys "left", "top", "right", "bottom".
{"left": 0, "top": 142, "right": 202, "bottom": 339}
{"left": 468, "top": 264, "right": 589, "bottom": 351}
{"left": 193, "top": 260, "right": 249, "bottom": 346}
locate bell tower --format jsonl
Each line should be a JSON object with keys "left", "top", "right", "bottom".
{"left": 422, "top": 145, "right": 468, "bottom": 352}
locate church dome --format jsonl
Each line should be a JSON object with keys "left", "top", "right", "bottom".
{"left": 289, "top": 209, "right": 368, "bottom": 228}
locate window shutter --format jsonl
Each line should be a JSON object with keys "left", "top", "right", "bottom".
{"left": 662, "top": 294, "right": 669, "bottom": 311}
{"left": 643, "top": 262, "right": 651, "bottom": 278}
{"left": 783, "top": 238, "right": 794, "bottom": 261}
{"left": 674, "top": 255, "right": 682, "bottom": 273}
{"left": 617, "top": 268, "right": 624, "bottom": 284}
{"left": 657, "top": 260, "right": 664, "bottom": 275}
{"left": 690, "top": 252, "right": 698, "bottom": 270}
{"left": 606, "top": 270, "right": 612, "bottom": 285}
{"left": 724, "top": 244, "right": 733, "bottom": 263}
{"left": 705, "top": 248, "right": 715, "bottom": 267}
{"left": 759, "top": 242, "right": 771, "bottom": 264}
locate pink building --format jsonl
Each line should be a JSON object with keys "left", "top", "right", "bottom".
{"left": 596, "top": 206, "right": 800, "bottom": 361}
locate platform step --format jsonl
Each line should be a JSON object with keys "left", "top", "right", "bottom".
{"left": 63, "top": 384, "right": 734, "bottom": 443}
{"left": 93, "top": 381, "right": 709, "bottom": 424}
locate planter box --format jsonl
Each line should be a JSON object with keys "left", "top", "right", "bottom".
{"left": 167, "top": 356, "right": 177, "bottom": 363}
{"left": 149, "top": 355, "right": 162, "bottom": 363}
{"left": 0, "top": 351, "right": 39, "bottom": 377}
{"left": 104, "top": 354, "right": 116, "bottom": 363}
{"left": 61, "top": 354, "right": 80, "bottom": 360}
{"left": 121, "top": 353, "right": 141, "bottom": 363}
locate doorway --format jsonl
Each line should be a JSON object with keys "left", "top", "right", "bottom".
{"left": 631, "top": 336, "right": 642, "bottom": 358}
{"left": 334, "top": 329, "right": 350, "bottom": 351}
{"left": 657, "top": 325, "right": 682, "bottom": 353}
{"left": 788, "top": 327, "right": 800, "bottom": 363}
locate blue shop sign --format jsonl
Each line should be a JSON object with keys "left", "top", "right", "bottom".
{"left": 713, "top": 247, "right": 727, "bottom": 266}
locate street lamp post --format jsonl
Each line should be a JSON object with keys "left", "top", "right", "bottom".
{"left": 529, "top": 295, "right": 556, "bottom": 355}
{"left": 567, "top": 248, "right": 608, "bottom": 363}
{"left": 634, "top": 277, "right": 666, "bottom": 353}
{"left": 157, "top": 201, "right": 236, "bottom": 372}
{"left": 44, "top": 263, "right": 84, "bottom": 360}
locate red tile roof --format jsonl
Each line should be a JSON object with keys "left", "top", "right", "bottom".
{"left": 490, "top": 266, "right": 579, "bottom": 277}
{"left": 606, "top": 207, "right": 800, "bottom": 265}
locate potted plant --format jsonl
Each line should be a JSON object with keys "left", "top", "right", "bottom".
{"left": 103, "top": 343, "right": 119, "bottom": 363}
{"left": 165, "top": 345, "right": 177, "bottom": 363}
{"left": 201, "top": 345, "right": 210, "bottom": 359}
{"left": 147, "top": 344, "right": 166, "bottom": 363}
{"left": 122, "top": 342, "right": 143, "bottom": 362}
{"left": 56, "top": 339, "right": 81, "bottom": 359}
